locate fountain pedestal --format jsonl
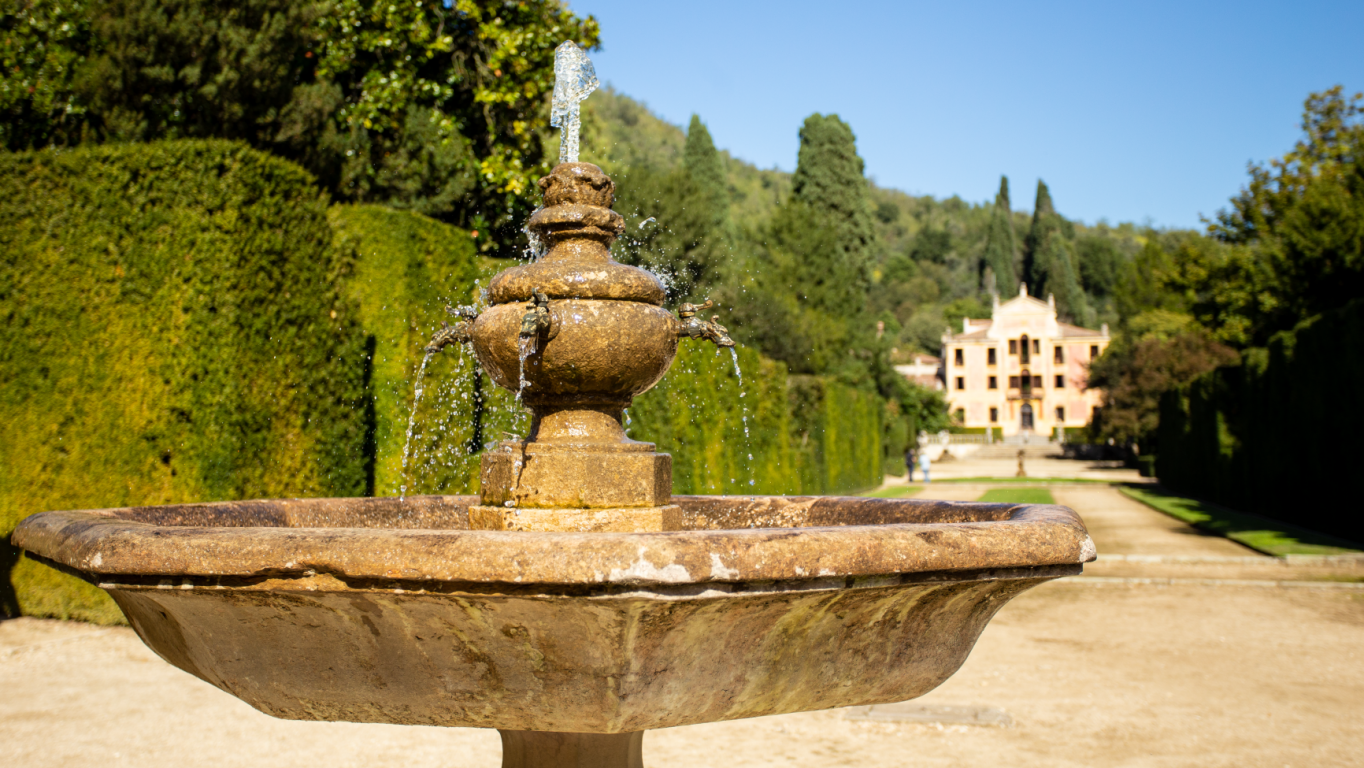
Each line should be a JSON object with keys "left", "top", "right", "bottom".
{"left": 467, "top": 162, "right": 686, "bottom": 532}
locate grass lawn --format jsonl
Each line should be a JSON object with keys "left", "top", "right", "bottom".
{"left": 936, "top": 477, "right": 1112, "bottom": 484}
{"left": 975, "top": 488, "right": 1057, "bottom": 505}
{"left": 862, "top": 485, "right": 923, "bottom": 498}
{"left": 1120, "top": 486, "right": 1363, "bottom": 557}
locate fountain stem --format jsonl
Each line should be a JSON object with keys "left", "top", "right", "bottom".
{"left": 499, "top": 730, "right": 643, "bottom": 768}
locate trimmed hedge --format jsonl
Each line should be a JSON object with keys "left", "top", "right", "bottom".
{"left": 328, "top": 205, "right": 523, "bottom": 497}
{"left": 1156, "top": 298, "right": 1364, "bottom": 544}
{"left": 0, "top": 141, "right": 370, "bottom": 622}
{"left": 631, "top": 348, "right": 882, "bottom": 496}
{"left": 2, "top": 141, "right": 892, "bottom": 622}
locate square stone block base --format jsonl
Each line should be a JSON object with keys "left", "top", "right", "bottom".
{"left": 469, "top": 505, "right": 682, "bottom": 533}
{"left": 480, "top": 444, "right": 671, "bottom": 509}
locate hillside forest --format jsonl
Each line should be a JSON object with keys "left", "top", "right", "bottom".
{"left": 4, "top": 0, "right": 1363, "bottom": 464}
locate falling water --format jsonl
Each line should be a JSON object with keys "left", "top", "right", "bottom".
{"left": 729, "top": 348, "right": 756, "bottom": 489}
{"left": 399, "top": 351, "right": 435, "bottom": 500}
{"left": 517, "top": 335, "right": 536, "bottom": 401}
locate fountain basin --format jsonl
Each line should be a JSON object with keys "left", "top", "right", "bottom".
{"left": 12, "top": 495, "right": 1093, "bottom": 733}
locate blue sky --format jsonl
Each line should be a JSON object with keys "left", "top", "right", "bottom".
{"left": 569, "top": 0, "right": 1363, "bottom": 229}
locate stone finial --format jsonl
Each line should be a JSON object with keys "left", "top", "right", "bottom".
{"left": 1019, "top": 282, "right": 1028, "bottom": 297}
{"left": 537, "top": 163, "right": 615, "bottom": 207}
{"left": 1048, "top": 293, "right": 1055, "bottom": 309}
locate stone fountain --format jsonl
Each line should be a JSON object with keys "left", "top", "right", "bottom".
{"left": 12, "top": 42, "right": 1095, "bottom": 768}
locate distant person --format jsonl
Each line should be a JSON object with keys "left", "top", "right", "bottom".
{"left": 905, "top": 449, "right": 916, "bottom": 481}
{"left": 918, "top": 451, "right": 932, "bottom": 483}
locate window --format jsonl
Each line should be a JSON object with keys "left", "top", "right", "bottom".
{"left": 1054, "top": 346, "right": 1064, "bottom": 364}
{"left": 987, "top": 347, "right": 997, "bottom": 365}
{"left": 1055, "top": 375, "right": 1065, "bottom": 388}
{"left": 1033, "top": 339, "right": 1041, "bottom": 355}
{"left": 1009, "top": 339, "right": 1018, "bottom": 355}
{"left": 1033, "top": 375, "right": 1043, "bottom": 389}
{"left": 954, "top": 408, "right": 965, "bottom": 422}
{"left": 1090, "top": 344, "right": 1099, "bottom": 359}
{"left": 988, "top": 376, "right": 998, "bottom": 390}
{"left": 1009, "top": 376, "right": 1020, "bottom": 389}
{"left": 1055, "top": 406, "right": 1066, "bottom": 422}
{"left": 989, "top": 407, "right": 999, "bottom": 423}
{"left": 955, "top": 376, "right": 965, "bottom": 390}
{"left": 1020, "top": 335, "right": 1030, "bottom": 364}
{"left": 954, "top": 348, "right": 964, "bottom": 365}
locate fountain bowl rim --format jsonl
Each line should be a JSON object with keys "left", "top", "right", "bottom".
{"left": 12, "top": 495, "right": 1095, "bottom": 589}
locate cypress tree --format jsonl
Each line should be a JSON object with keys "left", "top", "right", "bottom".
{"left": 1023, "top": 180, "right": 1090, "bottom": 322}
{"left": 790, "top": 113, "right": 876, "bottom": 289}
{"left": 684, "top": 114, "right": 728, "bottom": 228}
{"left": 981, "top": 175, "right": 1018, "bottom": 293}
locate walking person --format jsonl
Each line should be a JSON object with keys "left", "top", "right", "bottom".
{"left": 904, "top": 448, "right": 916, "bottom": 482}
{"left": 918, "top": 451, "right": 932, "bottom": 484}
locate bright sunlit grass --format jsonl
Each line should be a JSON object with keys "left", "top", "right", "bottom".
{"left": 975, "top": 488, "right": 1057, "bottom": 505}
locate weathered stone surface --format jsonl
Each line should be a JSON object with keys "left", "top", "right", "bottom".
{"left": 13, "top": 495, "right": 1093, "bottom": 734}
{"left": 479, "top": 443, "right": 672, "bottom": 509}
{"left": 471, "top": 300, "right": 678, "bottom": 405}
{"left": 469, "top": 505, "right": 681, "bottom": 532}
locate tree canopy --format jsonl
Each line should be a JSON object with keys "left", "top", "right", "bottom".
{"left": 0, "top": 0, "right": 600, "bottom": 250}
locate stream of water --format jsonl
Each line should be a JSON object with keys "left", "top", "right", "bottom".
{"left": 729, "top": 348, "right": 756, "bottom": 488}
{"left": 399, "top": 351, "right": 435, "bottom": 500}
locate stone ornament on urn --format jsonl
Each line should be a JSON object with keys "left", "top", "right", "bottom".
{"left": 465, "top": 162, "right": 731, "bottom": 532}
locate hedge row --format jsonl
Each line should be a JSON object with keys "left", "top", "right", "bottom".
{"left": 2, "top": 140, "right": 888, "bottom": 622}
{"left": 1156, "top": 298, "right": 1364, "bottom": 544}
{"left": 0, "top": 141, "right": 370, "bottom": 622}
{"left": 630, "top": 346, "right": 882, "bottom": 496}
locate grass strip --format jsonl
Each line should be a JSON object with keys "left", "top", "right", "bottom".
{"left": 1119, "top": 486, "right": 1363, "bottom": 557}
{"left": 935, "top": 477, "right": 1113, "bottom": 484}
{"left": 862, "top": 485, "right": 923, "bottom": 499}
{"left": 976, "top": 488, "right": 1057, "bottom": 505}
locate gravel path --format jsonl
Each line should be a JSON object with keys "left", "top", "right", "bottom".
{"left": 3, "top": 485, "right": 1361, "bottom": 768}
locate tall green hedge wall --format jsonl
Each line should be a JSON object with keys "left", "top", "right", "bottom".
{"left": 2, "top": 140, "right": 891, "bottom": 623}
{"left": 630, "top": 346, "right": 883, "bottom": 495}
{"left": 0, "top": 141, "right": 370, "bottom": 623}
{"left": 328, "top": 205, "right": 523, "bottom": 497}
{"left": 1156, "top": 298, "right": 1364, "bottom": 544}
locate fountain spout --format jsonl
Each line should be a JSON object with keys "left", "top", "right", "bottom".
{"left": 677, "top": 299, "right": 735, "bottom": 348}
{"left": 424, "top": 304, "right": 480, "bottom": 354}
{"left": 519, "top": 288, "right": 552, "bottom": 340}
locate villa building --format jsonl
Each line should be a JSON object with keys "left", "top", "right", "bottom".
{"left": 941, "top": 285, "right": 1109, "bottom": 437}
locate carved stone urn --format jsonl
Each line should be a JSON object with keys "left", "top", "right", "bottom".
{"left": 467, "top": 163, "right": 703, "bottom": 532}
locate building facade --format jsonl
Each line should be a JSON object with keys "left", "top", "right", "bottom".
{"left": 942, "top": 285, "right": 1109, "bottom": 437}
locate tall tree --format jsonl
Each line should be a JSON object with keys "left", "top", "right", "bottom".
{"left": 684, "top": 114, "right": 728, "bottom": 229}
{"left": 1210, "top": 85, "right": 1364, "bottom": 340}
{"left": 1022, "top": 180, "right": 1090, "bottom": 323}
{"left": 790, "top": 113, "right": 876, "bottom": 291}
{"left": 980, "top": 175, "right": 1018, "bottom": 293}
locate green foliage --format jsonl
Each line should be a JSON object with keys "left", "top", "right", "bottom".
{"left": 0, "top": 0, "right": 94, "bottom": 149}
{"left": 0, "top": 140, "right": 369, "bottom": 621}
{"left": 630, "top": 342, "right": 881, "bottom": 496}
{"left": 0, "top": 0, "right": 601, "bottom": 246}
{"left": 790, "top": 113, "right": 876, "bottom": 290}
{"left": 684, "top": 114, "right": 728, "bottom": 229}
{"left": 1120, "top": 486, "right": 1361, "bottom": 556}
{"left": 1155, "top": 299, "right": 1364, "bottom": 544}
{"left": 1211, "top": 86, "right": 1364, "bottom": 338}
{"left": 1088, "top": 327, "right": 1237, "bottom": 447}
{"left": 980, "top": 176, "right": 1018, "bottom": 291}
{"left": 1022, "top": 180, "right": 1090, "bottom": 324}
{"left": 329, "top": 205, "right": 523, "bottom": 496}
{"left": 976, "top": 488, "right": 1056, "bottom": 505}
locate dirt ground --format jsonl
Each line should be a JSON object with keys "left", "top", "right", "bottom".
{"left": 3, "top": 484, "right": 1362, "bottom": 768}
